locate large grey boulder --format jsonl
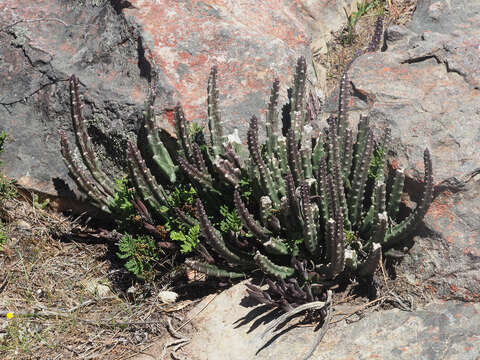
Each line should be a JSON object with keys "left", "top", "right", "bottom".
{"left": 0, "top": 0, "right": 149, "bottom": 202}
{"left": 0, "top": 0, "right": 354, "bottom": 203}
{"left": 136, "top": 1, "right": 480, "bottom": 358}
{"left": 346, "top": 0, "right": 480, "bottom": 302}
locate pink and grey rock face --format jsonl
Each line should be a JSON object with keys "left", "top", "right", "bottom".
{"left": 122, "top": 0, "right": 313, "bottom": 137}
{"left": 1, "top": 0, "right": 341, "bottom": 197}
{"left": 0, "top": 0, "right": 150, "bottom": 197}
{"left": 1, "top": 0, "right": 479, "bottom": 357}
{"left": 344, "top": 0, "right": 480, "bottom": 302}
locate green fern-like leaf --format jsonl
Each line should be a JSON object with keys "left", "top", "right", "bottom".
{"left": 368, "top": 147, "right": 386, "bottom": 180}
{"left": 108, "top": 176, "right": 138, "bottom": 231}
{"left": 116, "top": 234, "right": 159, "bottom": 279}
{"left": 170, "top": 224, "right": 200, "bottom": 253}
{"left": 219, "top": 205, "right": 243, "bottom": 233}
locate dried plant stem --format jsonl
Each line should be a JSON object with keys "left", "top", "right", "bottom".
{"left": 259, "top": 291, "right": 332, "bottom": 346}
{"left": 160, "top": 319, "right": 191, "bottom": 360}
{"left": 0, "top": 297, "right": 116, "bottom": 318}
{"left": 330, "top": 296, "right": 385, "bottom": 324}
{"left": 301, "top": 296, "right": 333, "bottom": 360}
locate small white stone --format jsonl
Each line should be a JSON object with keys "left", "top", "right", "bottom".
{"left": 158, "top": 290, "right": 178, "bottom": 304}
{"left": 96, "top": 284, "right": 112, "bottom": 298}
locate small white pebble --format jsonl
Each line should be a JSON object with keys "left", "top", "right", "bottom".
{"left": 158, "top": 290, "right": 178, "bottom": 304}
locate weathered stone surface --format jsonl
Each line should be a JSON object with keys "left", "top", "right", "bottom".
{"left": 135, "top": 281, "right": 480, "bottom": 360}
{"left": 0, "top": 0, "right": 320, "bottom": 199}
{"left": 316, "top": 300, "right": 480, "bottom": 360}
{"left": 409, "top": 0, "right": 480, "bottom": 35}
{"left": 343, "top": 0, "right": 480, "bottom": 302}
{"left": 295, "top": 0, "right": 357, "bottom": 89}
{"left": 0, "top": 0, "right": 148, "bottom": 198}
{"left": 122, "top": 0, "right": 313, "bottom": 141}
{"left": 297, "top": 0, "right": 356, "bottom": 49}
{"left": 136, "top": 0, "right": 480, "bottom": 357}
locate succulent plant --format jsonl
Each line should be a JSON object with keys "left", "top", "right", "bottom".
{"left": 187, "top": 56, "right": 433, "bottom": 283}
{"left": 60, "top": 14, "right": 434, "bottom": 360}
{"left": 60, "top": 17, "right": 432, "bottom": 295}
{"left": 183, "top": 26, "right": 432, "bottom": 355}
{"left": 60, "top": 75, "right": 116, "bottom": 213}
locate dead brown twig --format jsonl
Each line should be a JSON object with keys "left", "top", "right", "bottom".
{"left": 330, "top": 296, "right": 386, "bottom": 324}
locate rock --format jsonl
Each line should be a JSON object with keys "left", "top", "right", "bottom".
{"left": 157, "top": 290, "right": 178, "bottom": 304}
{"left": 343, "top": 0, "right": 480, "bottom": 302}
{"left": 123, "top": 0, "right": 313, "bottom": 136}
{"left": 409, "top": 0, "right": 480, "bottom": 35}
{"left": 83, "top": 278, "right": 113, "bottom": 298}
{"left": 0, "top": 0, "right": 318, "bottom": 200}
{"left": 0, "top": 0, "right": 147, "bottom": 198}
{"left": 134, "top": 281, "right": 480, "bottom": 360}
{"left": 299, "top": 0, "right": 357, "bottom": 51}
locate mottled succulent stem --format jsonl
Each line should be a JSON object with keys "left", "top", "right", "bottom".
{"left": 342, "top": 129, "right": 354, "bottom": 183}
{"left": 311, "top": 133, "right": 325, "bottom": 178}
{"left": 253, "top": 251, "right": 294, "bottom": 279}
{"left": 371, "top": 212, "right": 388, "bottom": 245}
{"left": 349, "top": 129, "right": 375, "bottom": 227}
{"left": 366, "top": 15, "right": 384, "bottom": 53}
{"left": 233, "top": 190, "right": 270, "bottom": 241}
{"left": 145, "top": 96, "right": 177, "bottom": 183}
{"left": 247, "top": 115, "right": 280, "bottom": 204}
{"left": 185, "top": 259, "right": 245, "bottom": 278}
{"left": 358, "top": 242, "right": 382, "bottom": 277}
{"left": 177, "top": 156, "right": 215, "bottom": 191}
{"left": 214, "top": 157, "right": 241, "bottom": 186}
{"left": 196, "top": 199, "right": 253, "bottom": 266}
{"left": 337, "top": 71, "right": 350, "bottom": 158}
{"left": 263, "top": 238, "right": 290, "bottom": 256}
{"left": 174, "top": 104, "right": 194, "bottom": 162}
{"left": 69, "top": 75, "right": 115, "bottom": 198}
{"left": 384, "top": 149, "right": 434, "bottom": 247}
{"left": 361, "top": 180, "right": 386, "bottom": 235}
{"left": 286, "top": 127, "right": 303, "bottom": 186}
{"left": 290, "top": 57, "right": 307, "bottom": 140}
{"left": 191, "top": 142, "right": 208, "bottom": 173}
{"left": 316, "top": 157, "right": 331, "bottom": 227}
{"left": 266, "top": 78, "right": 280, "bottom": 156}
{"left": 207, "top": 65, "right": 224, "bottom": 158}
{"left": 301, "top": 181, "right": 318, "bottom": 254}
{"left": 327, "top": 117, "right": 351, "bottom": 230}
{"left": 301, "top": 125, "right": 314, "bottom": 179}
{"left": 174, "top": 207, "right": 198, "bottom": 227}
{"left": 128, "top": 141, "right": 170, "bottom": 214}
{"left": 60, "top": 132, "right": 111, "bottom": 212}
{"left": 277, "top": 138, "right": 289, "bottom": 175}
{"left": 285, "top": 171, "right": 299, "bottom": 219}
{"left": 330, "top": 210, "right": 346, "bottom": 277}
{"left": 387, "top": 168, "right": 405, "bottom": 219}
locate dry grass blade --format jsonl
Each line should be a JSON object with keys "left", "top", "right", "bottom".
{"left": 0, "top": 195, "right": 187, "bottom": 359}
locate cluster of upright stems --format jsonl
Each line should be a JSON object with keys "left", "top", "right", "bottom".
{"left": 181, "top": 56, "right": 433, "bottom": 284}
{"left": 60, "top": 15, "right": 433, "bottom": 311}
